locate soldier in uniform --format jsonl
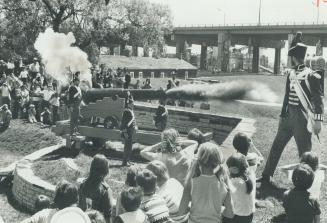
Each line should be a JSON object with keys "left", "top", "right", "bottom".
{"left": 68, "top": 77, "right": 82, "bottom": 135}
{"left": 120, "top": 98, "right": 136, "bottom": 166}
{"left": 259, "top": 32, "right": 324, "bottom": 186}
{"left": 154, "top": 99, "right": 168, "bottom": 131}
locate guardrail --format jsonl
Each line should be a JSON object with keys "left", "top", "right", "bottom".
{"left": 174, "top": 21, "right": 327, "bottom": 28}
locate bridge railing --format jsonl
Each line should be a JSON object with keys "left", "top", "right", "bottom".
{"left": 175, "top": 21, "right": 326, "bottom": 28}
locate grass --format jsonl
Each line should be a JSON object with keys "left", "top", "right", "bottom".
{"left": 0, "top": 74, "right": 326, "bottom": 223}
{"left": 33, "top": 153, "right": 145, "bottom": 199}
{"left": 0, "top": 120, "right": 61, "bottom": 222}
{"left": 0, "top": 120, "right": 61, "bottom": 168}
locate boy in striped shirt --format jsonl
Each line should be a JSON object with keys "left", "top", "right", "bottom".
{"left": 136, "top": 169, "right": 171, "bottom": 223}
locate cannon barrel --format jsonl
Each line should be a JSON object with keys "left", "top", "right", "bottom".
{"left": 83, "top": 88, "right": 168, "bottom": 103}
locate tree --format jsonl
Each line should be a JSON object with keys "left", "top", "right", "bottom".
{"left": 122, "top": 0, "right": 173, "bottom": 57}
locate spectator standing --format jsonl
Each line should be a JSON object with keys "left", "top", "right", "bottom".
{"left": 19, "top": 66, "right": 29, "bottom": 84}
{"left": 0, "top": 82, "right": 11, "bottom": 108}
{"left": 29, "top": 58, "right": 40, "bottom": 80}
{"left": 41, "top": 85, "right": 54, "bottom": 111}
{"left": 49, "top": 92, "right": 60, "bottom": 124}
{"left": 20, "top": 85, "right": 30, "bottom": 118}
{"left": 30, "top": 84, "right": 43, "bottom": 121}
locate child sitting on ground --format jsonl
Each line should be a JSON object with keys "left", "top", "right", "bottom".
{"left": 146, "top": 160, "right": 187, "bottom": 223}
{"left": 28, "top": 104, "right": 37, "bottom": 123}
{"left": 79, "top": 154, "right": 114, "bottom": 223}
{"left": 116, "top": 166, "right": 141, "bottom": 216}
{"left": 40, "top": 107, "right": 52, "bottom": 125}
{"left": 114, "top": 187, "right": 149, "bottom": 223}
{"left": 226, "top": 153, "right": 255, "bottom": 223}
{"left": 179, "top": 142, "right": 234, "bottom": 223}
{"left": 283, "top": 164, "right": 321, "bottom": 223}
{"left": 136, "top": 169, "right": 171, "bottom": 223}
{"left": 280, "top": 151, "right": 326, "bottom": 199}
{"left": 233, "top": 132, "right": 264, "bottom": 174}
{"left": 0, "top": 104, "right": 12, "bottom": 130}
{"left": 34, "top": 195, "right": 51, "bottom": 212}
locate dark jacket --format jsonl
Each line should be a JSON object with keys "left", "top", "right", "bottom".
{"left": 120, "top": 108, "right": 136, "bottom": 130}
{"left": 281, "top": 65, "right": 324, "bottom": 121}
{"left": 68, "top": 85, "right": 82, "bottom": 105}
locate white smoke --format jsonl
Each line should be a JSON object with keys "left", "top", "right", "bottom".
{"left": 34, "top": 28, "right": 92, "bottom": 87}
{"left": 167, "top": 81, "right": 278, "bottom": 103}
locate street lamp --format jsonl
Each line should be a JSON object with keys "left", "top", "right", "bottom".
{"left": 258, "top": 0, "right": 262, "bottom": 25}
{"left": 217, "top": 8, "right": 226, "bottom": 26}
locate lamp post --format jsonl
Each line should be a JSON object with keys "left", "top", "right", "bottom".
{"left": 258, "top": 0, "right": 262, "bottom": 25}
{"left": 217, "top": 8, "right": 226, "bottom": 26}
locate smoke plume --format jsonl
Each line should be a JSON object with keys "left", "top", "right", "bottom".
{"left": 34, "top": 28, "right": 92, "bottom": 87}
{"left": 166, "top": 81, "right": 278, "bottom": 103}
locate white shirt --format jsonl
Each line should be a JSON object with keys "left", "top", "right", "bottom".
{"left": 0, "top": 86, "right": 10, "bottom": 97}
{"left": 42, "top": 89, "right": 54, "bottom": 101}
{"left": 157, "top": 178, "right": 187, "bottom": 223}
{"left": 29, "top": 62, "right": 40, "bottom": 73}
{"left": 20, "top": 70, "right": 29, "bottom": 79}
{"left": 119, "top": 210, "right": 147, "bottom": 223}
{"left": 230, "top": 177, "right": 255, "bottom": 216}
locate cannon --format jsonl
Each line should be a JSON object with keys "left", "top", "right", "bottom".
{"left": 83, "top": 88, "right": 168, "bottom": 103}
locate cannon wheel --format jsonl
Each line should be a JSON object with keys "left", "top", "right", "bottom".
{"left": 103, "top": 116, "right": 119, "bottom": 129}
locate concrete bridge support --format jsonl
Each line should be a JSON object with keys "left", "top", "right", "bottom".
{"left": 200, "top": 43, "right": 207, "bottom": 70}
{"left": 217, "top": 32, "right": 230, "bottom": 72}
{"left": 176, "top": 41, "right": 184, "bottom": 59}
{"left": 274, "top": 47, "right": 281, "bottom": 74}
{"left": 252, "top": 45, "right": 259, "bottom": 73}
{"left": 287, "top": 33, "right": 294, "bottom": 67}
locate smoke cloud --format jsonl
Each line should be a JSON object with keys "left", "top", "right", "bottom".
{"left": 166, "top": 81, "right": 278, "bottom": 103}
{"left": 34, "top": 28, "right": 92, "bottom": 87}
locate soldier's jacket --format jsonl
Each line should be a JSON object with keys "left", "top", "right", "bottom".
{"left": 281, "top": 64, "right": 324, "bottom": 121}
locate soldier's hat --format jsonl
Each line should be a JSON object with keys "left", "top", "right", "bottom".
{"left": 288, "top": 32, "right": 307, "bottom": 60}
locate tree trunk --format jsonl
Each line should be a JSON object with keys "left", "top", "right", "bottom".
{"left": 132, "top": 45, "right": 138, "bottom": 56}
{"left": 52, "top": 19, "right": 61, "bottom": 32}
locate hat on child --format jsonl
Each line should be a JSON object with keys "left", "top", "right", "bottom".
{"left": 50, "top": 207, "right": 91, "bottom": 223}
{"left": 29, "top": 104, "right": 35, "bottom": 108}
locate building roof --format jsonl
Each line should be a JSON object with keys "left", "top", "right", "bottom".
{"left": 99, "top": 55, "right": 197, "bottom": 70}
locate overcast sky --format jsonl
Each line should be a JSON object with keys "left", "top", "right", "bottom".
{"left": 150, "top": 0, "right": 327, "bottom": 26}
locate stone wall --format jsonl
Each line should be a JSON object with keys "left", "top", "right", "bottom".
{"left": 12, "top": 160, "right": 55, "bottom": 212}
{"left": 10, "top": 143, "right": 65, "bottom": 212}
{"left": 134, "top": 103, "right": 241, "bottom": 145}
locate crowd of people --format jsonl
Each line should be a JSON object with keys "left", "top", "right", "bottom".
{"left": 0, "top": 56, "right": 189, "bottom": 131}
{"left": 16, "top": 127, "right": 324, "bottom": 223}
{"left": 0, "top": 58, "right": 60, "bottom": 128}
